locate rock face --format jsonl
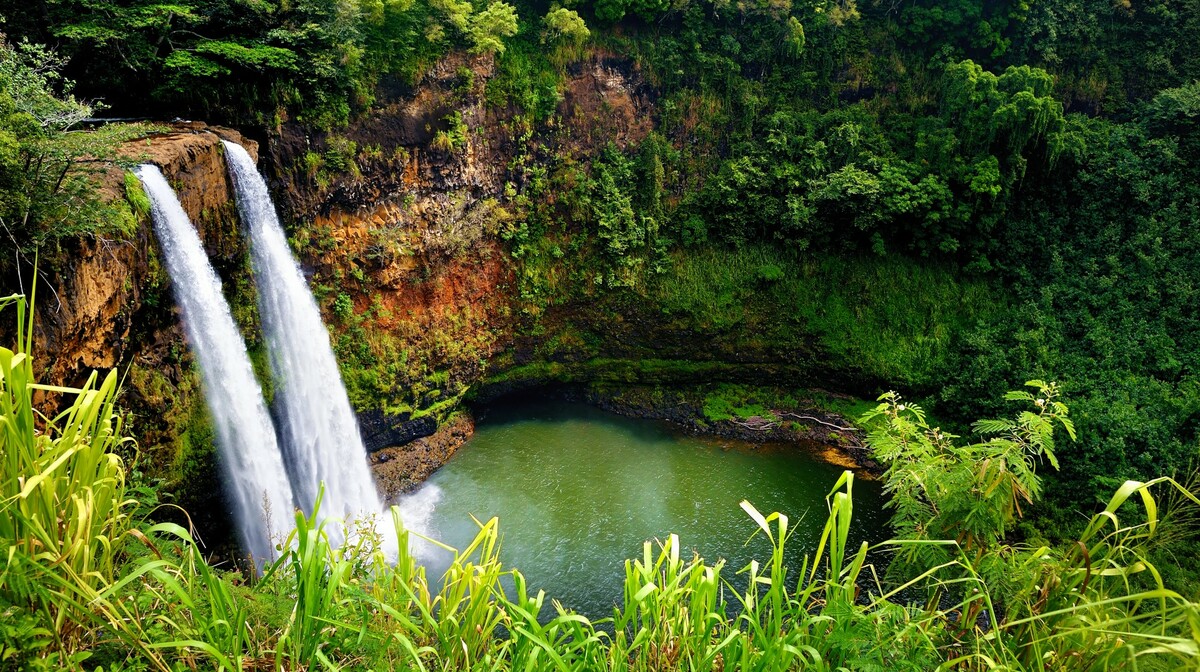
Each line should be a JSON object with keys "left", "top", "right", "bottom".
{"left": 359, "top": 411, "right": 437, "bottom": 453}
{"left": 33, "top": 126, "right": 258, "bottom": 392}
{"left": 13, "top": 49, "right": 866, "bottom": 528}
{"left": 253, "top": 51, "right": 660, "bottom": 428}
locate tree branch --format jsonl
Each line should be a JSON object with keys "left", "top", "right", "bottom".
{"left": 778, "top": 411, "right": 862, "bottom": 433}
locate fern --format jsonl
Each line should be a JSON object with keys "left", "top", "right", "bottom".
{"left": 863, "top": 381, "right": 1075, "bottom": 570}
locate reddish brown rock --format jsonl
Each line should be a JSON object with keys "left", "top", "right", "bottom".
{"left": 32, "top": 126, "right": 256, "bottom": 392}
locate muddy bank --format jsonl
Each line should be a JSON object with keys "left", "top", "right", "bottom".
{"left": 370, "top": 413, "right": 475, "bottom": 500}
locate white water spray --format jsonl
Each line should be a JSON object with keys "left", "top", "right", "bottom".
{"left": 222, "top": 141, "right": 390, "bottom": 546}
{"left": 136, "top": 165, "right": 296, "bottom": 564}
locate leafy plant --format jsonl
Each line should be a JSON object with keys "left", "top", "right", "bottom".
{"left": 865, "top": 380, "right": 1074, "bottom": 564}
{"left": 431, "top": 111, "right": 469, "bottom": 153}
{"left": 0, "top": 293, "right": 133, "bottom": 640}
{"left": 0, "top": 39, "right": 154, "bottom": 261}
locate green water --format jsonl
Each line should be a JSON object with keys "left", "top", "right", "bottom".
{"left": 402, "top": 399, "right": 888, "bottom": 618}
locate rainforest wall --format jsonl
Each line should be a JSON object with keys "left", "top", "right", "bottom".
{"left": 2, "top": 0, "right": 1200, "bottom": 544}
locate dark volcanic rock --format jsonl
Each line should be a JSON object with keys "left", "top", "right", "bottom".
{"left": 371, "top": 413, "right": 474, "bottom": 499}
{"left": 359, "top": 410, "right": 438, "bottom": 453}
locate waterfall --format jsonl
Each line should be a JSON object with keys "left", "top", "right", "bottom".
{"left": 136, "top": 165, "right": 296, "bottom": 564}
{"left": 222, "top": 141, "right": 388, "bottom": 546}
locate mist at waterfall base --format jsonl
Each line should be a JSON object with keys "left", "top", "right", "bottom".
{"left": 396, "top": 399, "right": 888, "bottom": 619}
{"left": 223, "top": 141, "right": 397, "bottom": 550}
{"left": 136, "top": 165, "right": 296, "bottom": 564}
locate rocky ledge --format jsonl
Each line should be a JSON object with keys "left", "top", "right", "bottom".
{"left": 32, "top": 124, "right": 257, "bottom": 391}
{"left": 370, "top": 413, "right": 474, "bottom": 500}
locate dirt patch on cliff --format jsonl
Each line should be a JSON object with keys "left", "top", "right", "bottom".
{"left": 371, "top": 412, "right": 474, "bottom": 500}
{"left": 558, "top": 52, "right": 655, "bottom": 155}
{"left": 362, "top": 244, "right": 510, "bottom": 331}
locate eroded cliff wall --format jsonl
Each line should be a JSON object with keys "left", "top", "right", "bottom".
{"left": 254, "top": 52, "right": 678, "bottom": 434}
{"left": 35, "top": 128, "right": 257, "bottom": 388}
{"left": 12, "top": 126, "right": 262, "bottom": 537}
{"left": 249, "top": 49, "right": 833, "bottom": 450}
{"left": 18, "top": 49, "right": 856, "bottom": 518}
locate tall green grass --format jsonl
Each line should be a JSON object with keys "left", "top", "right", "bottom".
{"left": 0, "top": 292, "right": 180, "bottom": 668}
{"left": 63, "top": 467, "right": 1197, "bottom": 671}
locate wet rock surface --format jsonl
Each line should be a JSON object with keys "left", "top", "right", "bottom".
{"left": 370, "top": 413, "right": 474, "bottom": 500}
{"left": 359, "top": 411, "right": 438, "bottom": 453}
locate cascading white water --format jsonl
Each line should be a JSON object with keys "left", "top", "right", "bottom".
{"left": 222, "top": 141, "right": 389, "bottom": 546}
{"left": 136, "top": 165, "right": 296, "bottom": 564}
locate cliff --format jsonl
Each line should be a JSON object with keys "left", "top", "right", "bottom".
{"left": 34, "top": 127, "right": 258, "bottom": 390}
{"left": 14, "top": 49, "right": 862, "bottom": 529}
{"left": 6, "top": 126, "right": 262, "bottom": 540}
{"left": 250, "top": 48, "right": 838, "bottom": 443}
{"left": 255, "top": 51, "right": 687, "bottom": 425}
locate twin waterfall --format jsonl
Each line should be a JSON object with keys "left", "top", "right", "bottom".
{"left": 137, "top": 143, "right": 393, "bottom": 563}
{"left": 135, "top": 166, "right": 295, "bottom": 562}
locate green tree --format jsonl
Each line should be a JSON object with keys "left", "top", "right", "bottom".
{"left": 541, "top": 6, "right": 590, "bottom": 46}
{"left": 467, "top": 1, "right": 519, "bottom": 55}
{"left": 942, "top": 61, "right": 1066, "bottom": 161}
{"left": 592, "top": 0, "right": 628, "bottom": 24}
{"left": 586, "top": 145, "right": 663, "bottom": 287}
{"left": 0, "top": 38, "right": 148, "bottom": 259}
{"left": 784, "top": 16, "right": 805, "bottom": 57}
{"left": 864, "top": 381, "right": 1074, "bottom": 567}
{"left": 431, "top": 0, "right": 475, "bottom": 31}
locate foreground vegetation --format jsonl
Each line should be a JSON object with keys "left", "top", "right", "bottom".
{"left": 3, "top": 296, "right": 1199, "bottom": 670}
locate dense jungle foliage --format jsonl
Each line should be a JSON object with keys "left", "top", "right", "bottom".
{"left": 2, "top": 0, "right": 1200, "bottom": 666}
{"left": 1, "top": 0, "right": 1198, "bottom": 518}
